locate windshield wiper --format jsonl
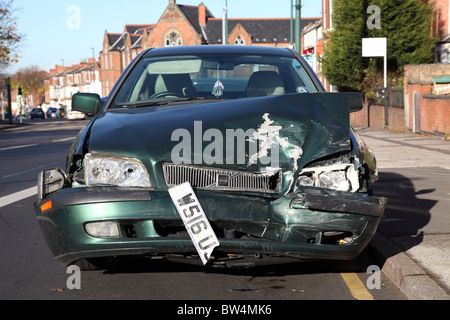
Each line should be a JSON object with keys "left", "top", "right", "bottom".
{"left": 131, "top": 97, "right": 221, "bottom": 108}
{"left": 131, "top": 100, "right": 170, "bottom": 108}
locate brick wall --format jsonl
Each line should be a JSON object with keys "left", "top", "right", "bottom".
{"left": 350, "top": 93, "right": 450, "bottom": 136}
{"left": 350, "top": 103, "right": 405, "bottom": 131}
{"left": 403, "top": 64, "right": 450, "bottom": 135}
{"left": 421, "top": 95, "right": 450, "bottom": 134}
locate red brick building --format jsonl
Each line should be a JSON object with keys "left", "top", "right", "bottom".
{"left": 431, "top": 0, "right": 450, "bottom": 63}
{"left": 99, "top": 0, "right": 319, "bottom": 96}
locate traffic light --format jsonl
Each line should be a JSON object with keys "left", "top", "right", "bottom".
{"left": 18, "top": 87, "right": 22, "bottom": 98}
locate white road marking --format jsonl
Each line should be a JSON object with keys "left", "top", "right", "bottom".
{"left": 0, "top": 162, "right": 59, "bottom": 179}
{"left": 0, "top": 136, "right": 75, "bottom": 152}
{"left": 53, "top": 137, "right": 75, "bottom": 142}
{"left": 0, "top": 144, "right": 38, "bottom": 151}
{"left": 0, "top": 186, "right": 37, "bottom": 208}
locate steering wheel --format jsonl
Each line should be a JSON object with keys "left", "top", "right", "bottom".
{"left": 150, "top": 92, "right": 184, "bottom": 99}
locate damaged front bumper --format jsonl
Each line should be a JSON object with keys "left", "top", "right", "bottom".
{"left": 34, "top": 177, "right": 386, "bottom": 266}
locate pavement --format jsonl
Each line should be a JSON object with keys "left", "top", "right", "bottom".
{"left": 0, "top": 118, "right": 30, "bottom": 130}
{"left": 356, "top": 127, "right": 450, "bottom": 300}
{"left": 1, "top": 119, "right": 449, "bottom": 299}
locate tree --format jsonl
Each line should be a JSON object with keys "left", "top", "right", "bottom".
{"left": 322, "top": 0, "right": 369, "bottom": 93}
{"left": 13, "top": 66, "right": 47, "bottom": 107}
{"left": 322, "top": 0, "right": 438, "bottom": 93}
{"left": 370, "top": 0, "right": 437, "bottom": 73}
{"left": 0, "top": 0, "right": 22, "bottom": 71}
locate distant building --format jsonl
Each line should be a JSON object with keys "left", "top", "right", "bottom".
{"left": 99, "top": 0, "right": 320, "bottom": 96}
{"left": 432, "top": 0, "right": 450, "bottom": 63}
{"left": 44, "top": 58, "right": 101, "bottom": 110}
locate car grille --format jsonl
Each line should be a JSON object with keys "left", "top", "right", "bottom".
{"left": 162, "top": 163, "right": 280, "bottom": 193}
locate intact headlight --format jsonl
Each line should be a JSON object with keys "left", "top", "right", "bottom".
{"left": 84, "top": 153, "right": 152, "bottom": 188}
{"left": 295, "top": 163, "right": 359, "bottom": 192}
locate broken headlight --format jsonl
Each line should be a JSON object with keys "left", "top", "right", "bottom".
{"left": 84, "top": 153, "right": 152, "bottom": 188}
{"left": 295, "top": 163, "right": 359, "bottom": 192}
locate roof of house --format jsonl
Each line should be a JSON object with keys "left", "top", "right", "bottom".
{"left": 104, "top": 2, "right": 320, "bottom": 51}
{"left": 124, "top": 24, "right": 155, "bottom": 35}
{"left": 204, "top": 17, "right": 321, "bottom": 44}
{"left": 177, "top": 4, "right": 214, "bottom": 35}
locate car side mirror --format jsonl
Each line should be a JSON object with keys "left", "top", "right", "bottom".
{"left": 72, "top": 93, "right": 102, "bottom": 115}
{"left": 347, "top": 92, "right": 363, "bottom": 113}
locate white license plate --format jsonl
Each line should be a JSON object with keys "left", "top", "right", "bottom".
{"left": 168, "top": 182, "right": 220, "bottom": 265}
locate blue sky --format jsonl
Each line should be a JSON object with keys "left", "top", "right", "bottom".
{"left": 10, "top": 0, "right": 322, "bottom": 73}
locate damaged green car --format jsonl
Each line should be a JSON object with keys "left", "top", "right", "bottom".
{"left": 35, "top": 45, "right": 385, "bottom": 269}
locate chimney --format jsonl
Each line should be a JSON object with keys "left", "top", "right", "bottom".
{"left": 199, "top": 2, "right": 206, "bottom": 25}
{"left": 169, "top": 0, "right": 176, "bottom": 6}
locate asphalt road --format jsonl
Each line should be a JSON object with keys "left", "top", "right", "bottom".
{"left": 0, "top": 119, "right": 406, "bottom": 302}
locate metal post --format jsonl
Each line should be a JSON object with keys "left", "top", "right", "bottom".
{"left": 222, "top": 1, "right": 228, "bottom": 45}
{"left": 90, "top": 47, "right": 95, "bottom": 93}
{"left": 18, "top": 89, "right": 22, "bottom": 124}
{"left": 295, "top": 0, "right": 301, "bottom": 53}
{"left": 225, "top": 0, "right": 228, "bottom": 45}
{"left": 61, "top": 59, "right": 66, "bottom": 111}
{"left": 123, "top": 33, "right": 128, "bottom": 69}
{"left": 290, "top": 0, "right": 293, "bottom": 48}
{"left": 384, "top": 54, "right": 388, "bottom": 127}
{"left": 1, "top": 91, "right": 3, "bottom": 120}
{"left": 5, "top": 77, "right": 12, "bottom": 124}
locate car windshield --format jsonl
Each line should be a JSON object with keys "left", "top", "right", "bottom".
{"left": 110, "top": 52, "right": 319, "bottom": 109}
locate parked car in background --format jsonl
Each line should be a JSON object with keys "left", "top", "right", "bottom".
{"left": 35, "top": 45, "right": 385, "bottom": 270}
{"left": 67, "top": 110, "right": 85, "bottom": 120}
{"left": 46, "top": 107, "right": 62, "bottom": 118}
{"left": 30, "top": 108, "right": 45, "bottom": 119}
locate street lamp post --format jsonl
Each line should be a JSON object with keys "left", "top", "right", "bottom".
{"left": 61, "top": 59, "right": 66, "bottom": 113}
{"left": 291, "top": 0, "right": 294, "bottom": 48}
{"left": 90, "top": 47, "right": 96, "bottom": 93}
{"left": 295, "top": 0, "right": 302, "bottom": 53}
{"left": 222, "top": 0, "right": 228, "bottom": 45}
{"left": 225, "top": 0, "right": 228, "bottom": 45}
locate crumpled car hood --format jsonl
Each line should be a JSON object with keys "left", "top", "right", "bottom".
{"left": 87, "top": 93, "right": 356, "bottom": 193}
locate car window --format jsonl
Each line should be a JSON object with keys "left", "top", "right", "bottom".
{"left": 110, "top": 52, "right": 319, "bottom": 109}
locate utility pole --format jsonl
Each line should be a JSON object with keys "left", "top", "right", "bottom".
{"left": 18, "top": 87, "right": 22, "bottom": 123}
{"left": 222, "top": 0, "right": 228, "bottom": 45}
{"left": 123, "top": 32, "right": 128, "bottom": 69}
{"left": 5, "top": 77, "right": 12, "bottom": 124}
{"left": 61, "top": 59, "right": 66, "bottom": 114}
{"left": 295, "top": 0, "right": 302, "bottom": 53}
{"left": 90, "top": 47, "right": 96, "bottom": 94}
{"left": 290, "top": 0, "right": 294, "bottom": 48}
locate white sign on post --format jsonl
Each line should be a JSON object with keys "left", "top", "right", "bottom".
{"left": 362, "top": 37, "right": 387, "bottom": 88}
{"left": 362, "top": 37, "right": 386, "bottom": 57}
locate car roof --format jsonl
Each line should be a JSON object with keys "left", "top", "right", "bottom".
{"left": 145, "top": 45, "right": 295, "bottom": 57}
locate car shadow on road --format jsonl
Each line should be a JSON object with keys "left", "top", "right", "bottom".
{"left": 370, "top": 170, "right": 434, "bottom": 265}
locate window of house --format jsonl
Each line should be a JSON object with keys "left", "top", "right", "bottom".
{"left": 164, "top": 31, "right": 183, "bottom": 47}
{"left": 234, "top": 36, "right": 245, "bottom": 45}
